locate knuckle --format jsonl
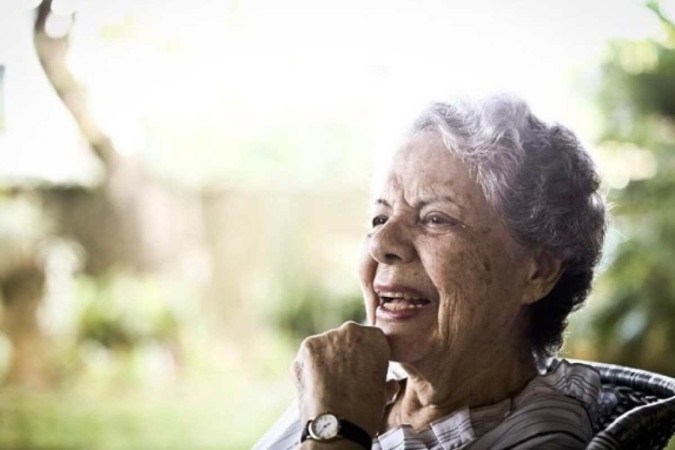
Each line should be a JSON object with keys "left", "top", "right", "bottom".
{"left": 291, "top": 356, "right": 301, "bottom": 371}
{"left": 365, "top": 326, "right": 390, "bottom": 349}
{"left": 299, "top": 334, "right": 325, "bottom": 357}
{"left": 366, "top": 325, "right": 385, "bottom": 338}
{"left": 340, "top": 321, "right": 360, "bottom": 333}
{"left": 299, "top": 336, "right": 315, "bottom": 351}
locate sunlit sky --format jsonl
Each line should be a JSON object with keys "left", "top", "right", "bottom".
{"left": 0, "top": 0, "right": 671, "bottom": 187}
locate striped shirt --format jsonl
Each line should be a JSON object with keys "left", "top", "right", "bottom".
{"left": 254, "top": 359, "right": 610, "bottom": 450}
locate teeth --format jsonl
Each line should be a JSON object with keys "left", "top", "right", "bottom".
{"left": 378, "top": 291, "right": 424, "bottom": 301}
{"left": 381, "top": 300, "right": 428, "bottom": 311}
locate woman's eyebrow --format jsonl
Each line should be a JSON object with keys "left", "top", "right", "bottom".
{"left": 373, "top": 196, "right": 465, "bottom": 212}
{"left": 415, "top": 195, "right": 465, "bottom": 211}
{"left": 374, "top": 198, "right": 391, "bottom": 208}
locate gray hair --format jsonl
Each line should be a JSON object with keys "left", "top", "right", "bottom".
{"left": 411, "top": 95, "right": 606, "bottom": 362}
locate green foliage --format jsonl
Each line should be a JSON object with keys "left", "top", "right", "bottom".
{"left": 268, "top": 269, "right": 366, "bottom": 343}
{"left": 587, "top": 1, "right": 675, "bottom": 374}
{"left": 0, "top": 374, "right": 292, "bottom": 449}
{"left": 76, "top": 274, "right": 180, "bottom": 351}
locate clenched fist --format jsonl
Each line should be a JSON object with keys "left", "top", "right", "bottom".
{"left": 292, "top": 321, "right": 393, "bottom": 438}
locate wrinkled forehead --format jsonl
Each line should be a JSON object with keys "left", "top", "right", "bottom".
{"left": 369, "top": 131, "right": 455, "bottom": 198}
{"left": 366, "top": 132, "right": 510, "bottom": 237}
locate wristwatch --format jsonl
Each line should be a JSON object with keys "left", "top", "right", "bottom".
{"left": 300, "top": 412, "right": 372, "bottom": 449}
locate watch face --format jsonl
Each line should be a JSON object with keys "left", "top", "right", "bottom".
{"left": 309, "top": 413, "right": 340, "bottom": 440}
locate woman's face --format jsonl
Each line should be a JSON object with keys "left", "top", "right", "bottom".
{"left": 359, "top": 132, "right": 531, "bottom": 366}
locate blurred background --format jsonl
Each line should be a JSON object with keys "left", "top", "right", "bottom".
{"left": 0, "top": 0, "right": 674, "bottom": 448}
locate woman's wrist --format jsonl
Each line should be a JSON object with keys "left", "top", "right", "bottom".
{"left": 300, "top": 409, "right": 379, "bottom": 439}
{"left": 293, "top": 323, "right": 390, "bottom": 445}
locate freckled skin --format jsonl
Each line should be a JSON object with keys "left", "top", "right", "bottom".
{"left": 360, "top": 132, "right": 530, "bottom": 371}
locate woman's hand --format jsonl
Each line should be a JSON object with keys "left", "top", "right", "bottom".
{"left": 292, "top": 321, "right": 392, "bottom": 438}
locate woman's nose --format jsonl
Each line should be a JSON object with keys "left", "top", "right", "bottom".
{"left": 368, "top": 218, "right": 415, "bottom": 264}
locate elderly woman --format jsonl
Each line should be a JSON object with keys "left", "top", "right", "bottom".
{"left": 255, "top": 95, "right": 606, "bottom": 449}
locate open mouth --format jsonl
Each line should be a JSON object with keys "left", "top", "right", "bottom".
{"left": 378, "top": 293, "right": 431, "bottom": 311}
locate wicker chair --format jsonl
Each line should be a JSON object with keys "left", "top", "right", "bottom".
{"left": 554, "top": 359, "right": 675, "bottom": 449}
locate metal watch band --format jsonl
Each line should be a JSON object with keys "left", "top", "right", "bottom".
{"left": 300, "top": 416, "right": 372, "bottom": 449}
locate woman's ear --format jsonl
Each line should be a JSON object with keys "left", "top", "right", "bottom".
{"left": 521, "top": 250, "right": 563, "bottom": 305}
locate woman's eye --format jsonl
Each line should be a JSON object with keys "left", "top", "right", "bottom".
{"left": 371, "top": 215, "right": 388, "bottom": 227}
{"left": 421, "top": 213, "right": 457, "bottom": 228}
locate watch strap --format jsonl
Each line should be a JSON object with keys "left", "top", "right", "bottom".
{"left": 300, "top": 420, "right": 311, "bottom": 443}
{"left": 338, "top": 418, "right": 372, "bottom": 449}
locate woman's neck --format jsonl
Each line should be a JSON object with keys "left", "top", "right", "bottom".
{"left": 384, "top": 340, "right": 537, "bottom": 433}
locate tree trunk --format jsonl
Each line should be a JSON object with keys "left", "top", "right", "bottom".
{"left": 1, "top": 263, "right": 47, "bottom": 386}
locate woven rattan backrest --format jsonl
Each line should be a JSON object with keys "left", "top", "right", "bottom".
{"left": 561, "top": 360, "right": 675, "bottom": 450}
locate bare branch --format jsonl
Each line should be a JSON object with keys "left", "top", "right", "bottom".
{"left": 33, "top": 0, "right": 118, "bottom": 171}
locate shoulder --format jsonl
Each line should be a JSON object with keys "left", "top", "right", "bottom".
{"left": 468, "top": 359, "right": 603, "bottom": 450}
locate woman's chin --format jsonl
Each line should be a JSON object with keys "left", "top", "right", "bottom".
{"left": 375, "top": 308, "right": 437, "bottom": 364}
{"left": 386, "top": 336, "right": 424, "bottom": 363}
